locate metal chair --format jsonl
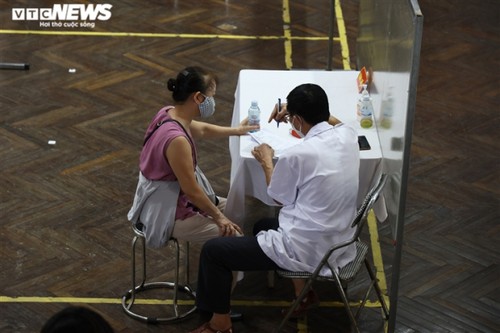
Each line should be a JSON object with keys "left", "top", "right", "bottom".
{"left": 275, "top": 174, "right": 390, "bottom": 333}
{"left": 121, "top": 223, "right": 197, "bottom": 323}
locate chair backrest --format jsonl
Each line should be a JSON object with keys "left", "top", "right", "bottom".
{"left": 351, "top": 173, "right": 388, "bottom": 239}
{"left": 305, "top": 173, "right": 389, "bottom": 279}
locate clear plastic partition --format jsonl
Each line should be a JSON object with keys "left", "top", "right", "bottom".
{"left": 356, "top": 0, "right": 423, "bottom": 331}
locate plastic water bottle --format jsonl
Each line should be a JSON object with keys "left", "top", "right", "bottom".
{"left": 248, "top": 100, "right": 260, "bottom": 132}
{"left": 379, "top": 87, "right": 394, "bottom": 129}
{"left": 356, "top": 85, "right": 368, "bottom": 121}
{"left": 357, "top": 85, "right": 373, "bottom": 129}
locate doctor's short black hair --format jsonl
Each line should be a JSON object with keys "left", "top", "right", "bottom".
{"left": 286, "top": 83, "right": 330, "bottom": 125}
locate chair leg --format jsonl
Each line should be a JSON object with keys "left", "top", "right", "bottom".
{"left": 185, "top": 241, "right": 190, "bottom": 287}
{"left": 121, "top": 234, "right": 197, "bottom": 323}
{"left": 363, "top": 259, "right": 389, "bottom": 320}
{"left": 275, "top": 278, "right": 314, "bottom": 333}
{"left": 333, "top": 274, "right": 361, "bottom": 333}
{"left": 172, "top": 238, "right": 180, "bottom": 318}
{"left": 267, "top": 271, "right": 275, "bottom": 288}
{"left": 127, "top": 236, "right": 146, "bottom": 310}
{"left": 355, "top": 279, "right": 374, "bottom": 320}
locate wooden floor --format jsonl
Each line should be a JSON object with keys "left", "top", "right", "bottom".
{"left": 1, "top": 0, "right": 499, "bottom": 332}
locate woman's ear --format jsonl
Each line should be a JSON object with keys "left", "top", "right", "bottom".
{"left": 192, "top": 91, "right": 203, "bottom": 105}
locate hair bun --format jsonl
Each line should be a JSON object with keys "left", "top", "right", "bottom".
{"left": 167, "top": 78, "right": 177, "bottom": 92}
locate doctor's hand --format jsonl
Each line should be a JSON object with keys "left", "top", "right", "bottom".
{"left": 252, "top": 144, "right": 275, "bottom": 186}
{"left": 252, "top": 144, "right": 274, "bottom": 166}
{"left": 268, "top": 102, "right": 288, "bottom": 124}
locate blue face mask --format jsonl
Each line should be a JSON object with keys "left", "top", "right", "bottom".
{"left": 199, "top": 95, "right": 216, "bottom": 118}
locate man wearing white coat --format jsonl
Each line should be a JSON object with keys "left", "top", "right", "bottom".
{"left": 190, "top": 83, "right": 360, "bottom": 333}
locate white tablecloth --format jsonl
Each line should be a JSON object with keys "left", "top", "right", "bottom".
{"left": 225, "top": 69, "right": 386, "bottom": 225}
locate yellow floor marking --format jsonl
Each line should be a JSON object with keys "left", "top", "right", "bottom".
{"left": 0, "top": 295, "right": 384, "bottom": 308}
{"left": 297, "top": 317, "right": 308, "bottom": 333}
{"left": 335, "top": 0, "right": 352, "bottom": 70}
{"left": 0, "top": 296, "right": 122, "bottom": 304}
{"left": 282, "top": 0, "right": 293, "bottom": 69}
{"left": 0, "top": 29, "right": 337, "bottom": 42}
{"left": 367, "top": 210, "right": 391, "bottom": 309}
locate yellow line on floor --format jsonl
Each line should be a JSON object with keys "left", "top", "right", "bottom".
{"left": 232, "top": 299, "right": 383, "bottom": 308}
{"left": 335, "top": 0, "right": 352, "bottom": 70}
{"left": 367, "top": 210, "right": 390, "bottom": 308}
{"left": 297, "top": 317, "right": 308, "bottom": 333}
{"left": 0, "top": 29, "right": 338, "bottom": 42}
{"left": 0, "top": 296, "right": 121, "bottom": 304}
{"left": 282, "top": 0, "right": 293, "bottom": 69}
{"left": 0, "top": 295, "right": 383, "bottom": 308}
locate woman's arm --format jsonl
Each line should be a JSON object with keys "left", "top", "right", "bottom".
{"left": 166, "top": 136, "right": 242, "bottom": 236}
{"left": 189, "top": 117, "right": 258, "bottom": 140}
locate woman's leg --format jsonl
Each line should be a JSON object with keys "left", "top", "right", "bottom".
{"left": 171, "top": 214, "right": 220, "bottom": 244}
{"left": 172, "top": 198, "right": 228, "bottom": 243}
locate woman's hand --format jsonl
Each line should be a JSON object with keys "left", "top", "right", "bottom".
{"left": 214, "top": 216, "right": 243, "bottom": 237}
{"left": 237, "top": 117, "right": 259, "bottom": 134}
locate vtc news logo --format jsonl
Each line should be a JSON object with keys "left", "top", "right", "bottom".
{"left": 12, "top": 4, "right": 112, "bottom": 21}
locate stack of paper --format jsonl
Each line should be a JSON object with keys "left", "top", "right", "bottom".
{"left": 248, "top": 128, "right": 302, "bottom": 157}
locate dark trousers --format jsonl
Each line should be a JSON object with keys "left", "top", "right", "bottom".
{"left": 196, "top": 218, "right": 280, "bottom": 314}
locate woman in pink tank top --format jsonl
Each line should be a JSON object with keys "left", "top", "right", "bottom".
{"left": 137, "top": 66, "right": 258, "bottom": 244}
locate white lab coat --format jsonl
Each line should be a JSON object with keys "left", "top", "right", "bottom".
{"left": 256, "top": 122, "right": 360, "bottom": 276}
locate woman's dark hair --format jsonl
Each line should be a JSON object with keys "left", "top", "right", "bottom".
{"left": 286, "top": 83, "right": 330, "bottom": 125}
{"left": 40, "top": 306, "right": 114, "bottom": 333}
{"left": 167, "top": 66, "right": 218, "bottom": 102}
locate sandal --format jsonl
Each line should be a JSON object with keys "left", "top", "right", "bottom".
{"left": 189, "top": 322, "right": 233, "bottom": 333}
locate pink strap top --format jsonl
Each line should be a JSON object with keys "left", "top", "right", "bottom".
{"left": 139, "top": 106, "right": 199, "bottom": 220}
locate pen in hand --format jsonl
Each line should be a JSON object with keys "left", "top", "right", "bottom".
{"left": 277, "top": 98, "right": 281, "bottom": 128}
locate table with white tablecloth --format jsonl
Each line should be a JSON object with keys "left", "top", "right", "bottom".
{"left": 225, "top": 69, "right": 386, "bottom": 225}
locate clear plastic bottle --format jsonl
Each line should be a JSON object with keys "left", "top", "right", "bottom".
{"left": 380, "top": 88, "right": 394, "bottom": 129}
{"left": 357, "top": 85, "right": 373, "bottom": 129}
{"left": 248, "top": 100, "right": 260, "bottom": 132}
{"left": 356, "top": 85, "right": 368, "bottom": 120}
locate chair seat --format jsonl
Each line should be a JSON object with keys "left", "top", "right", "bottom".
{"left": 339, "top": 241, "right": 368, "bottom": 281}
{"left": 276, "top": 241, "right": 368, "bottom": 282}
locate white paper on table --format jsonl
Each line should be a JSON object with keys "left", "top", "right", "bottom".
{"left": 249, "top": 128, "right": 302, "bottom": 157}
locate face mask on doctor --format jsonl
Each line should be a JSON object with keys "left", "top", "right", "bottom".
{"left": 290, "top": 115, "right": 305, "bottom": 138}
{"left": 198, "top": 94, "right": 216, "bottom": 118}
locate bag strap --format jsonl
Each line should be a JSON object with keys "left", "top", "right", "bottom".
{"left": 143, "top": 117, "right": 197, "bottom": 165}
{"left": 143, "top": 115, "right": 218, "bottom": 205}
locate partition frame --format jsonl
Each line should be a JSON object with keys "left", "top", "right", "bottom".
{"left": 387, "top": 1, "right": 423, "bottom": 331}
{"left": 355, "top": 0, "right": 424, "bottom": 331}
